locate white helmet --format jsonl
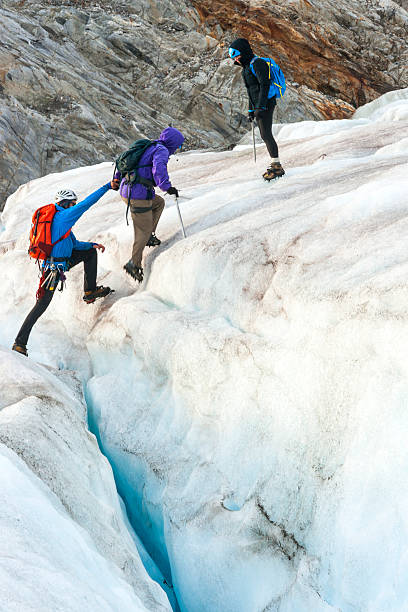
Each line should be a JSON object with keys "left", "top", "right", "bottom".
{"left": 55, "top": 189, "right": 77, "bottom": 203}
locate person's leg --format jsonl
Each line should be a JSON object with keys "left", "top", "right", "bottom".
{"left": 257, "top": 97, "right": 278, "bottom": 159}
{"left": 130, "top": 203, "right": 154, "bottom": 268}
{"left": 151, "top": 195, "right": 165, "bottom": 233}
{"left": 14, "top": 272, "right": 56, "bottom": 348}
{"left": 144, "top": 194, "right": 166, "bottom": 247}
{"left": 258, "top": 98, "right": 285, "bottom": 180}
{"left": 68, "top": 248, "right": 97, "bottom": 292}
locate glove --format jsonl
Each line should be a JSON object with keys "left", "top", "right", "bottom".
{"left": 248, "top": 111, "right": 254, "bottom": 122}
{"left": 111, "top": 179, "right": 120, "bottom": 190}
{"left": 254, "top": 108, "right": 265, "bottom": 119}
{"left": 167, "top": 186, "right": 179, "bottom": 197}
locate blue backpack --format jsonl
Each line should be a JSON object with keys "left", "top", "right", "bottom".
{"left": 250, "top": 56, "right": 286, "bottom": 99}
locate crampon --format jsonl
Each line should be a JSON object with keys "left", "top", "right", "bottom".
{"left": 83, "top": 286, "right": 114, "bottom": 304}
{"left": 263, "top": 162, "right": 285, "bottom": 182}
{"left": 123, "top": 261, "right": 144, "bottom": 283}
{"left": 146, "top": 233, "right": 161, "bottom": 247}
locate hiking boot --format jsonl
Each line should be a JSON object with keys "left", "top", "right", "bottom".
{"left": 146, "top": 233, "right": 161, "bottom": 247}
{"left": 263, "top": 162, "right": 285, "bottom": 181}
{"left": 124, "top": 260, "right": 144, "bottom": 283}
{"left": 12, "top": 342, "right": 28, "bottom": 357}
{"left": 83, "top": 286, "right": 113, "bottom": 304}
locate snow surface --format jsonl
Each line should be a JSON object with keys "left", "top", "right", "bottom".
{"left": 1, "top": 89, "right": 408, "bottom": 611}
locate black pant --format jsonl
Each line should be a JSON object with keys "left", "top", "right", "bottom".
{"left": 15, "top": 248, "right": 97, "bottom": 346}
{"left": 257, "top": 97, "right": 279, "bottom": 159}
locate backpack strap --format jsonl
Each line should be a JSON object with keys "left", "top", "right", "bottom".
{"left": 49, "top": 206, "right": 72, "bottom": 252}
{"left": 250, "top": 56, "right": 272, "bottom": 79}
{"left": 124, "top": 143, "right": 158, "bottom": 225}
{"left": 250, "top": 56, "right": 259, "bottom": 77}
{"left": 38, "top": 228, "right": 72, "bottom": 263}
{"left": 51, "top": 228, "right": 71, "bottom": 248}
{"left": 33, "top": 209, "right": 41, "bottom": 237}
{"left": 130, "top": 205, "right": 153, "bottom": 213}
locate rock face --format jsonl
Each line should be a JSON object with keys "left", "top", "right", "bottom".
{"left": 193, "top": 0, "right": 408, "bottom": 108}
{"left": 0, "top": 0, "right": 407, "bottom": 207}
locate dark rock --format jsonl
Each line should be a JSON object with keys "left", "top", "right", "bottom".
{"left": 0, "top": 0, "right": 406, "bottom": 208}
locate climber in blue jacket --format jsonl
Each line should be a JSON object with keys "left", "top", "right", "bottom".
{"left": 12, "top": 179, "right": 119, "bottom": 357}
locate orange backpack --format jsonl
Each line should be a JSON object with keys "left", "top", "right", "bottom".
{"left": 28, "top": 204, "right": 71, "bottom": 260}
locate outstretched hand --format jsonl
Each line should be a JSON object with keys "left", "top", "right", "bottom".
{"left": 93, "top": 243, "right": 105, "bottom": 253}
{"left": 111, "top": 179, "right": 120, "bottom": 190}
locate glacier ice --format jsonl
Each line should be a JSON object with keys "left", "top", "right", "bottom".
{"left": 0, "top": 349, "right": 172, "bottom": 611}
{"left": 1, "top": 89, "right": 408, "bottom": 611}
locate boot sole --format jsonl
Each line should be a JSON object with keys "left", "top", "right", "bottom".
{"left": 83, "top": 289, "right": 114, "bottom": 304}
{"left": 263, "top": 174, "right": 285, "bottom": 182}
{"left": 12, "top": 345, "right": 28, "bottom": 357}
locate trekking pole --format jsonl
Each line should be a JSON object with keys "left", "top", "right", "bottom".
{"left": 175, "top": 196, "right": 187, "bottom": 239}
{"left": 252, "top": 121, "right": 257, "bottom": 164}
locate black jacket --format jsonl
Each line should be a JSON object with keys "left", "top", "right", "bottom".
{"left": 242, "top": 58, "right": 272, "bottom": 111}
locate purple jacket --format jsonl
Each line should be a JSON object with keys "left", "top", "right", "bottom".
{"left": 115, "top": 127, "right": 184, "bottom": 201}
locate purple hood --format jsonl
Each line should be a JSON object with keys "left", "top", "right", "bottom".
{"left": 158, "top": 127, "right": 185, "bottom": 155}
{"left": 116, "top": 127, "right": 184, "bottom": 201}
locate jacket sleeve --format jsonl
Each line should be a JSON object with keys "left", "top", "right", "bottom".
{"left": 152, "top": 146, "right": 171, "bottom": 192}
{"left": 252, "top": 58, "right": 271, "bottom": 109}
{"left": 56, "top": 183, "right": 111, "bottom": 229}
{"left": 242, "top": 72, "right": 254, "bottom": 111}
{"left": 71, "top": 231, "right": 95, "bottom": 251}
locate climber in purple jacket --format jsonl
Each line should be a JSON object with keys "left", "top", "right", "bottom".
{"left": 114, "top": 126, "right": 184, "bottom": 283}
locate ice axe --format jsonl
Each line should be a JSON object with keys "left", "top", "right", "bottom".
{"left": 252, "top": 121, "right": 257, "bottom": 164}
{"left": 175, "top": 196, "right": 187, "bottom": 239}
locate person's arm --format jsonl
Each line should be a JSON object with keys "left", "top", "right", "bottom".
{"left": 152, "top": 146, "right": 171, "bottom": 191}
{"left": 70, "top": 231, "right": 95, "bottom": 250}
{"left": 58, "top": 183, "right": 112, "bottom": 227}
{"left": 252, "top": 58, "right": 271, "bottom": 110}
{"left": 242, "top": 71, "right": 254, "bottom": 112}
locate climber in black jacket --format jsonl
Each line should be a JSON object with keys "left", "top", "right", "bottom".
{"left": 228, "top": 38, "right": 285, "bottom": 181}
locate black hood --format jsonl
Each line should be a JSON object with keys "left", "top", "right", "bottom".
{"left": 229, "top": 38, "right": 255, "bottom": 66}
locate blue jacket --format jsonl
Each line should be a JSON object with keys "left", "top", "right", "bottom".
{"left": 50, "top": 183, "right": 111, "bottom": 261}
